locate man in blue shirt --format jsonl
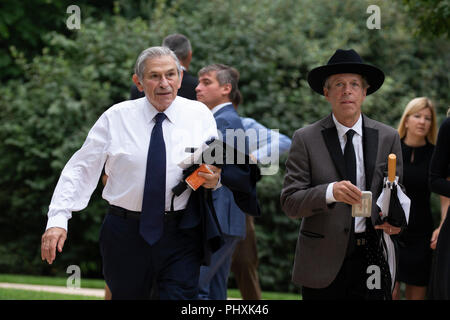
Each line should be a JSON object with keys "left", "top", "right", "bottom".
{"left": 232, "top": 93, "right": 292, "bottom": 300}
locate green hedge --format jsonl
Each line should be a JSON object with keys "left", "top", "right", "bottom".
{"left": 0, "top": 0, "right": 448, "bottom": 292}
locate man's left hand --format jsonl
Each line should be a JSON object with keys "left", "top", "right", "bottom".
{"left": 198, "top": 164, "right": 221, "bottom": 189}
{"left": 374, "top": 220, "right": 401, "bottom": 236}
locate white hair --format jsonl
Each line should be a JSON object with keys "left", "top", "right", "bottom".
{"left": 134, "top": 46, "right": 182, "bottom": 80}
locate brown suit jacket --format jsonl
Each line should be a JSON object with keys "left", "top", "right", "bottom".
{"left": 280, "top": 113, "right": 403, "bottom": 289}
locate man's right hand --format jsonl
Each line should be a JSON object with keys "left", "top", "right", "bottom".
{"left": 41, "top": 227, "right": 67, "bottom": 265}
{"left": 333, "top": 180, "right": 362, "bottom": 205}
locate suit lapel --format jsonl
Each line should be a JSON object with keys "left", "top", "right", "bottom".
{"left": 361, "top": 115, "right": 380, "bottom": 227}
{"left": 321, "top": 115, "right": 346, "bottom": 180}
{"left": 321, "top": 114, "right": 379, "bottom": 187}
{"left": 362, "top": 115, "right": 378, "bottom": 190}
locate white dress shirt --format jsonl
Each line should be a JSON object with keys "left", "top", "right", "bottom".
{"left": 326, "top": 114, "right": 367, "bottom": 233}
{"left": 46, "top": 96, "right": 218, "bottom": 231}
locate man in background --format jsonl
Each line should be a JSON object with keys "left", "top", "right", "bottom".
{"left": 195, "top": 63, "right": 258, "bottom": 300}
{"left": 231, "top": 92, "right": 292, "bottom": 300}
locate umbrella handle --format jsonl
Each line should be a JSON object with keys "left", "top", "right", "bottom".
{"left": 388, "top": 154, "right": 396, "bottom": 183}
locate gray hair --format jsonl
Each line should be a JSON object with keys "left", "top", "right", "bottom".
{"left": 162, "top": 34, "right": 192, "bottom": 61}
{"left": 134, "top": 46, "right": 182, "bottom": 81}
{"left": 198, "top": 64, "right": 240, "bottom": 102}
{"left": 323, "top": 74, "right": 369, "bottom": 91}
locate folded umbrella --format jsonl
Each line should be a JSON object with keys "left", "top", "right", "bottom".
{"left": 375, "top": 154, "right": 411, "bottom": 293}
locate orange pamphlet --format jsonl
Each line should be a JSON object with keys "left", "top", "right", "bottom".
{"left": 185, "top": 164, "right": 214, "bottom": 191}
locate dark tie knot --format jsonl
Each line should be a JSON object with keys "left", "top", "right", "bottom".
{"left": 346, "top": 129, "right": 355, "bottom": 141}
{"left": 154, "top": 113, "right": 166, "bottom": 125}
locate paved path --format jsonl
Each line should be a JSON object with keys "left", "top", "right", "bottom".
{"left": 0, "top": 282, "right": 241, "bottom": 299}
{"left": 0, "top": 282, "right": 105, "bottom": 297}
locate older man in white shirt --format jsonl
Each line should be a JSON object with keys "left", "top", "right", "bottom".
{"left": 41, "top": 47, "right": 223, "bottom": 299}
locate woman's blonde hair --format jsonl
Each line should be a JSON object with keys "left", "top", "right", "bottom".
{"left": 397, "top": 97, "right": 438, "bottom": 144}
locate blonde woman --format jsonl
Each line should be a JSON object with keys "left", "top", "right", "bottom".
{"left": 393, "top": 97, "right": 439, "bottom": 300}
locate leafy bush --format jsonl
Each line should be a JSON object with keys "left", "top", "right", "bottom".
{"left": 0, "top": 15, "right": 148, "bottom": 277}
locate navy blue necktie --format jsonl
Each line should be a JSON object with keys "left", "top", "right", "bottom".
{"left": 140, "top": 112, "right": 166, "bottom": 245}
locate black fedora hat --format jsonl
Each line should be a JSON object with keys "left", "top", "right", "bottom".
{"left": 307, "top": 49, "right": 385, "bottom": 95}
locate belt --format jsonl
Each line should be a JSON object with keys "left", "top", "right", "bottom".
{"left": 354, "top": 232, "right": 367, "bottom": 246}
{"left": 108, "top": 205, "right": 185, "bottom": 221}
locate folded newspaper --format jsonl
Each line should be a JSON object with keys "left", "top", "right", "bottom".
{"left": 178, "top": 138, "right": 255, "bottom": 169}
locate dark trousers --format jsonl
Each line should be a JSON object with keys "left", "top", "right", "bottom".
{"left": 99, "top": 210, "right": 202, "bottom": 300}
{"left": 428, "top": 207, "right": 450, "bottom": 300}
{"left": 231, "top": 215, "right": 262, "bottom": 300}
{"left": 302, "top": 238, "right": 368, "bottom": 300}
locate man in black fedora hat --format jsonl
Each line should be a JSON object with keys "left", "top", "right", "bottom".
{"left": 281, "top": 49, "right": 403, "bottom": 300}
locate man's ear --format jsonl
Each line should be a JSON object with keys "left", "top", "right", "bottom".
{"left": 323, "top": 87, "right": 330, "bottom": 101}
{"left": 132, "top": 74, "right": 144, "bottom": 92}
{"left": 221, "top": 83, "right": 232, "bottom": 97}
{"left": 178, "top": 69, "right": 184, "bottom": 90}
{"left": 362, "top": 85, "right": 369, "bottom": 98}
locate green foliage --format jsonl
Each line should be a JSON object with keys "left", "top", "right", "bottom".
{"left": 0, "top": 15, "right": 150, "bottom": 277}
{"left": 0, "top": 0, "right": 115, "bottom": 82}
{"left": 0, "top": 0, "right": 448, "bottom": 292}
{"left": 401, "top": 0, "right": 450, "bottom": 38}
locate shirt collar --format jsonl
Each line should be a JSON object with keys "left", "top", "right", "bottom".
{"left": 143, "top": 96, "right": 179, "bottom": 125}
{"left": 332, "top": 113, "right": 363, "bottom": 138}
{"left": 211, "top": 102, "right": 232, "bottom": 115}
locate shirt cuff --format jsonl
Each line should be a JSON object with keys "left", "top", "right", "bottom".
{"left": 212, "top": 175, "right": 222, "bottom": 191}
{"left": 46, "top": 211, "right": 71, "bottom": 231}
{"left": 326, "top": 182, "right": 337, "bottom": 204}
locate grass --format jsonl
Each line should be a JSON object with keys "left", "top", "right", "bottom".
{"left": 0, "top": 273, "right": 301, "bottom": 300}
{"left": 227, "top": 288, "right": 301, "bottom": 300}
